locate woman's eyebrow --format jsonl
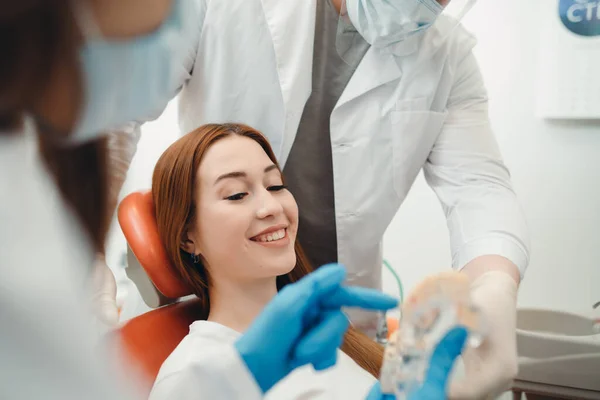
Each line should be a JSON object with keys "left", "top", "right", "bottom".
{"left": 214, "top": 164, "right": 278, "bottom": 185}
{"left": 264, "top": 164, "right": 278, "bottom": 174}
{"left": 214, "top": 171, "right": 246, "bottom": 185}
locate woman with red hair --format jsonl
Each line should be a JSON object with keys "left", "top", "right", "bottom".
{"left": 149, "top": 123, "right": 467, "bottom": 399}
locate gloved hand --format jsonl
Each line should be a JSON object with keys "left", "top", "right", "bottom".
{"left": 449, "top": 271, "right": 519, "bottom": 399}
{"left": 366, "top": 327, "right": 468, "bottom": 400}
{"left": 90, "top": 254, "right": 120, "bottom": 327}
{"left": 235, "top": 263, "right": 398, "bottom": 393}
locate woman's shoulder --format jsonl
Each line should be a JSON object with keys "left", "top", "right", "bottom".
{"left": 148, "top": 321, "right": 261, "bottom": 400}
{"left": 152, "top": 320, "right": 241, "bottom": 383}
{"left": 188, "top": 320, "right": 242, "bottom": 343}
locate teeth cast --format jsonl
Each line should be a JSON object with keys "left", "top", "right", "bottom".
{"left": 255, "top": 229, "right": 286, "bottom": 242}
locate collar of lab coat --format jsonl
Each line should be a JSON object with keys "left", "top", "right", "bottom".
{"left": 337, "top": 46, "right": 403, "bottom": 108}
{"left": 260, "top": 0, "right": 403, "bottom": 106}
{"left": 260, "top": 0, "right": 403, "bottom": 161}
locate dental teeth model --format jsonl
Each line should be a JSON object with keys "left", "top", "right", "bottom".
{"left": 379, "top": 271, "right": 486, "bottom": 399}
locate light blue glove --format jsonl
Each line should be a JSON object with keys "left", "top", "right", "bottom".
{"left": 235, "top": 263, "right": 398, "bottom": 393}
{"left": 366, "top": 327, "right": 468, "bottom": 400}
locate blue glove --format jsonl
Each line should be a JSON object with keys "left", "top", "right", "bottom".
{"left": 235, "top": 263, "right": 398, "bottom": 393}
{"left": 366, "top": 327, "right": 468, "bottom": 400}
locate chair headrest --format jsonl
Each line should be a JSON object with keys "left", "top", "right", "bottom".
{"left": 118, "top": 191, "right": 193, "bottom": 298}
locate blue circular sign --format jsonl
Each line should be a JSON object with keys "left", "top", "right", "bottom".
{"left": 559, "top": 0, "right": 600, "bottom": 36}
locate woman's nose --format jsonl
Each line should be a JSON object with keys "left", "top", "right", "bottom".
{"left": 255, "top": 191, "right": 283, "bottom": 219}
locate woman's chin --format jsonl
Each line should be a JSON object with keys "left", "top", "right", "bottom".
{"left": 262, "top": 253, "right": 297, "bottom": 276}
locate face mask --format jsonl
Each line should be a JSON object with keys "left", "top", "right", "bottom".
{"left": 345, "top": 0, "right": 444, "bottom": 48}
{"left": 70, "top": 0, "right": 191, "bottom": 141}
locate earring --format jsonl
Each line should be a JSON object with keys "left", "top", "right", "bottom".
{"left": 191, "top": 253, "right": 201, "bottom": 264}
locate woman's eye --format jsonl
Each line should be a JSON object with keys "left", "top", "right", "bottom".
{"left": 267, "top": 185, "right": 287, "bottom": 192}
{"left": 225, "top": 192, "right": 247, "bottom": 201}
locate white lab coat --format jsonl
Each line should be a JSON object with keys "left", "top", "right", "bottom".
{"left": 175, "top": 0, "right": 530, "bottom": 325}
{"left": 0, "top": 121, "right": 262, "bottom": 400}
{"left": 149, "top": 321, "right": 376, "bottom": 400}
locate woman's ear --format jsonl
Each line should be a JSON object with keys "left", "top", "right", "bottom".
{"left": 180, "top": 228, "right": 197, "bottom": 255}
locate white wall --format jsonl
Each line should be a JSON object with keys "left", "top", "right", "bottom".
{"left": 382, "top": 0, "right": 600, "bottom": 318}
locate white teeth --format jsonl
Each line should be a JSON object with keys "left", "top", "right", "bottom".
{"left": 255, "top": 229, "right": 286, "bottom": 242}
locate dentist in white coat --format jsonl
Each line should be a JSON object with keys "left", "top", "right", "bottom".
{"left": 144, "top": 0, "right": 529, "bottom": 398}
{"left": 88, "top": 0, "right": 528, "bottom": 398}
{"left": 139, "top": 0, "right": 529, "bottom": 398}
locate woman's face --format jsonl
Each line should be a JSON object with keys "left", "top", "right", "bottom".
{"left": 183, "top": 135, "right": 299, "bottom": 283}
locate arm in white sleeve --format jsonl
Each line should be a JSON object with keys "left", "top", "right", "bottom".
{"left": 2, "top": 129, "right": 258, "bottom": 400}
{"left": 424, "top": 39, "right": 527, "bottom": 399}
{"left": 149, "top": 345, "right": 263, "bottom": 400}
{"left": 424, "top": 45, "right": 530, "bottom": 278}
{"left": 0, "top": 131, "right": 142, "bottom": 400}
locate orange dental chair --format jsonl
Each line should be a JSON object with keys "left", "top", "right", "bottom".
{"left": 117, "top": 191, "right": 202, "bottom": 396}
{"left": 116, "top": 190, "right": 399, "bottom": 396}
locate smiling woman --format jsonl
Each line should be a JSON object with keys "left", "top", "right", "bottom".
{"left": 149, "top": 123, "right": 385, "bottom": 399}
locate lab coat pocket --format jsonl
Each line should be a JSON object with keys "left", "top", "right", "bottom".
{"left": 389, "top": 110, "right": 447, "bottom": 198}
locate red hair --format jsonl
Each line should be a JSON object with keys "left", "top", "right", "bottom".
{"left": 152, "top": 123, "right": 383, "bottom": 377}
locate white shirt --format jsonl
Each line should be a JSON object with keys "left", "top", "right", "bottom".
{"left": 150, "top": 321, "right": 377, "bottom": 400}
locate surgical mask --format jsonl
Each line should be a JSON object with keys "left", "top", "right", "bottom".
{"left": 345, "top": 0, "right": 444, "bottom": 48}
{"left": 70, "top": 0, "right": 190, "bottom": 141}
